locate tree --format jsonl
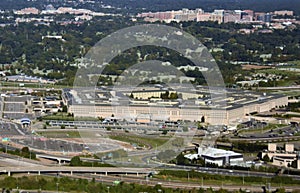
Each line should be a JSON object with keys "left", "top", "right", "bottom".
{"left": 262, "top": 154, "right": 270, "bottom": 162}
{"left": 21, "top": 146, "right": 30, "bottom": 155}
{"left": 201, "top": 116, "right": 205, "bottom": 123}
{"left": 70, "top": 156, "right": 82, "bottom": 166}
{"left": 162, "top": 130, "right": 168, "bottom": 135}
{"left": 62, "top": 105, "right": 68, "bottom": 113}
{"left": 275, "top": 188, "right": 285, "bottom": 193}
{"left": 169, "top": 92, "right": 178, "bottom": 99}
{"left": 160, "top": 91, "right": 169, "bottom": 99}
{"left": 176, "top": 153, "right": 189, "bottom": 165}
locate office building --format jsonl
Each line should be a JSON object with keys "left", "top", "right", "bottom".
{"left": 63, "top": 87, "right": 288, "bottom": 126}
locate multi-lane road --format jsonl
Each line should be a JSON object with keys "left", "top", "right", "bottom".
{"left": 0, "top": 120, "right": 25, "bottom": 136}
{"left": 59, "top": 171, "right": 300, "bottom": 193}
{"left": 0, "top": 158, "right": 299, "bottom": 193}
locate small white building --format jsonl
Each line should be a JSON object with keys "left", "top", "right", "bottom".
{"left": 199, "top": 147, "right": 244, "bottom": 166}
{"left": 184, "top": 147, "right": 244, "bottom": 166}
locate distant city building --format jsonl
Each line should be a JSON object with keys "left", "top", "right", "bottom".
{"left": 138, "top": 8, "right": 224, "bottom": 23}
{"left": 274, "top": 10, "right": 293, "bottom": 16}
{"left": 256, "top": 12, "right": 272, "bottom": 23}
{"left": 14, "top": 7, "right": 40, "bottom": 15}
{"left": 243, "top": 10, "right": 254, "bottom": 18}
{"left": 241, "top": 10, "right": 254, "bottom": 22}
{"left": 39, "top": 6, "right": 118, "bottom": 19}
{"left": 196, "top": 13, "right": 212, "bottom": 22}
{"left": 138, "top": 8, "right": 281, "bottom": 24}
{"left": 223, "top": 10, "right": 242, "bottom": 23}
{"left": 264, "top": 13, "right": 272, "bottom": 23}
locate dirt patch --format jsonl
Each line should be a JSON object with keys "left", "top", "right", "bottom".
{"left": 242, "top": 64, "right": 273, "bottom": 70}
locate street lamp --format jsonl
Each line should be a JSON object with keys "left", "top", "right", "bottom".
{"left": 56, "top": 182, "right": 59, "bottom": 193}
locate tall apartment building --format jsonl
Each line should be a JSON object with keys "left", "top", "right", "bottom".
{"left": 223, "top": 10, "right": 242, "bottom": 23}
{"left": 255, "top": 12, "right": 272, "bottom": 23}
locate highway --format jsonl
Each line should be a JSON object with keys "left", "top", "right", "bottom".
{"left": 257, "top": 86, "right": 300, "bottom": 90}
{"left": 230, "top": 135, "right": 300, "bottom": 142}
{"left": 159, "top": 164, "right": 300, "bottom": 180}
{"left": 1, "top": 151, "right": 300, "bottom": 192}
{"left": 59, "top": 172, "right": 300, "bottom": 193}
{"left": 3, "top": 150, "right": 300, "bottom": 181}
{"left": 7, "top": 149, "right": 297, "bottom": 181}
{"left": 0, "top": 153, "right": 42, "bottom": 167}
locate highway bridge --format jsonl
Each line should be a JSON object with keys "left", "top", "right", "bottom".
{"left": 36, "top": 154, "right": 71, "bottom": 164}
{"left": 0, "top": 166, "right": 152, "bottom": 177}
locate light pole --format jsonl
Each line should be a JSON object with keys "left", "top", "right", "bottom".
{"left": 242, "top": 174, "right": 244, "bottom": 185}
{"left": 56, "top": 182, "right": 59, "bottom": 193}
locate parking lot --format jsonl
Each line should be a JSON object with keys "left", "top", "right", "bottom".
{"left": 11, "top": 136, "right": 120, "bottom": 153}
{"left": 239, "top": 125, "right": 300, "bottom": 139}
{"left": 48, "top": 120, "right": 184, "bottom": 132}
{"left": 12, "top": 137, "right": 87, "bottom": 153}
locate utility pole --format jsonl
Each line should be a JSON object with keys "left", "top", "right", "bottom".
{"left": 56, "top": 182, "right": 59, "bottom": 193}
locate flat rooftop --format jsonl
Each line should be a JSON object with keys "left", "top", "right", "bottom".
{"left": 200, "top": 147, "right": 242, "bottom": 158}
{"left": 63, "top": 87, "right": 286, "bottom": 111}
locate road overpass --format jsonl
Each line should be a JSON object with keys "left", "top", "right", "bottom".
{"left": 0, "top": 166, "right": 152, "bottom": 177}
{"left": 36, "top": 154, "right": 71, "bottom": 164}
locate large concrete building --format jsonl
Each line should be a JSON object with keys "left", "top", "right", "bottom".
{"left": 63, "top": 87, "right": 288, "bottom": 126}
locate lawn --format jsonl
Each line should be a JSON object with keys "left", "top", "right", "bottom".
{"left": 37, "top": 130, "right": 81, "bottom": 138}
{"left": 109, "top": 134, "right": 169, "bottom": 149}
